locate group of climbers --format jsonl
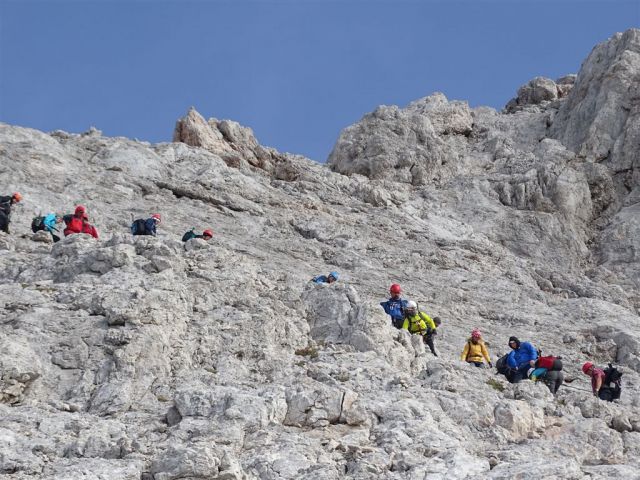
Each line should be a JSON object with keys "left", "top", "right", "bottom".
{"left": 1, "top": 193, "right": 215, "bottom": 243}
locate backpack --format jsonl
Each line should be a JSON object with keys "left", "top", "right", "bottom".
{"left": 182, "top": 229, "right": 196, "bottom": 242}
{"left": 536, "top": 355, "right": 563, "bottom": 371}
{"left": 31, "top": 216, "right": 45, "bottom": 233}
{"left": 131, "top": 218, "right": 147, "bottom": 236}
{"left": 603, "top": 364, "right": 623, "bottom": 387}
{"left": 496, "top": 354, "right": 509, "bottom": 375}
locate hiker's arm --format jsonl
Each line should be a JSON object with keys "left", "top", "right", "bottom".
{"left": 593, "top": 375, "right": 602, "bottom": 394}
{"left": 461, "top": 343, "right": 469, "bottom": 361}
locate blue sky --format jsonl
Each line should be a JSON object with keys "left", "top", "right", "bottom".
{"left": 1, "top": 1, "right": 638, "bottom": 162}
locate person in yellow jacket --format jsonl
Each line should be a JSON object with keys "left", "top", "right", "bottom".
{"left": 461, "top": 329, "right": 492, "bottom": 368}
{"left": 401, "top": 301, "right": 439, "bottom": 356}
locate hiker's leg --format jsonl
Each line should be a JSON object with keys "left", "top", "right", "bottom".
{"left": 424, "top": 334, "right": 437, "bottom": 356}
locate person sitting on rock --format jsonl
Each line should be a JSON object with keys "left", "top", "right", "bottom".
{"left": 380, "top": 283, "right": 408, "bottom": 329}
{"left": 582, "top": 362, "right": 622, "bottom": 401}
{"left": 528, "top": 366, "right": 564, "bottom": 394}
{"left": 0, "top": 192, "right": 22, "bottom": 234}
{"left": 32, "top": 213, "right": 63, "bottom": 242}
{"left": 401, "top": 301, "right": 439, "bottom": 356}
{"left": 182, "top": 228, "right": 214, "bottom": 242}
{"left": 505, "top": 336, "right": 538, "bottom": 383}
{"left": 131, "top": 213, "right": 161, "bottom": 236}
{"left": 461, "top": 329, "right": 492, "bottom": 368}
{"left": 312, "top": 271, "right": 339, "bottom": 284}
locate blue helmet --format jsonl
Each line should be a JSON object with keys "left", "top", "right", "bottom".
{"left": 329, "top": 271, "right": 339, "bottom": 280}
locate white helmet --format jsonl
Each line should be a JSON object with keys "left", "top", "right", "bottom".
{"left": 406, "top": 301, "right": 417, "bottom": 310}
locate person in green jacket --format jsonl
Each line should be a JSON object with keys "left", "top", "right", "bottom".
{"left": 401, "top": 301, "right": 439, "bottom": 356}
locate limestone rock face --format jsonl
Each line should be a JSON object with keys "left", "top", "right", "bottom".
{"left": 1, "top": 28, "right": 640, "bottom": 480}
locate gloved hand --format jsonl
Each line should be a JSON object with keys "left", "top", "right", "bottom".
{"left": 488, "top": 362, "right": 493, "bottom": 368}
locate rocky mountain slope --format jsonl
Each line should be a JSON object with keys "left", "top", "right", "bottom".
{"left": 0, "top": 29, "right": 639, "bottom": 480}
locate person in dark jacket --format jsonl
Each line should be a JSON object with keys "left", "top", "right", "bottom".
{"left": 131, "top": 213, "right": 161, "bottom": 236}
{"left": 380, "top": 283, "right": 407, "bottom": 329}
{"left": 505, "top": 336, "right": 538, "bottom": 383}
{"left": 0, "top": 192, "right": 22, "bottom": 234}
{"left": 182, "top": 228, "right": 213, "bottom": 242}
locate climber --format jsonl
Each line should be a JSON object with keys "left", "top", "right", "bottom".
{"left": 380, "top": 283, "right": 408, "bottom": 329}
{"left": 528, "top": 367, "right": 564, "bottom": 394}
{"left": 0, "top": 192, "right": 22, "bottom": 234}
{"left": 31, "top": 213, "right": 63, "bottom": 242}
{"left": 182, "top": 228, "right": 214, "bottom": 242}
{"left": 461, "top": 329, "right": 492, "bottom": 368}
{"left": 312, "top": 271, "right": 339, "bottom": 284}
{"left": 504, "top": 336, "right": 538, "bottom": 383}
{"left": 131, "top": 213, "right": 162, "bottom": 236}
{"left": 63, "top": 206, "right": 98, "bottom": 239}
{"left": 582, "top": 362, "right": 622, "bottom": 401}
{"left": 401, "top": 301, "right": 439, "bottom": 356}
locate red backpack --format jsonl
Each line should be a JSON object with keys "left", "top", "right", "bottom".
{"left": 63, "top": 215, "right": 84, "bottom": 236}
{"left": 537, "top": 355, "right": 563, "bottom": 371}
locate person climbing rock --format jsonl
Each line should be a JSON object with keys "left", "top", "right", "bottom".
{"left": 504, "top": 336, "right": 538, "bottom": 383}
{"left": 528, "top": 367, "right": 564, "bottom": 394}
{"left": 401, "top": 301, "right": 439, "bottom": 356}
{"left": 63, "top": 206, "right": 98, "bottom": 239}
{"left": 582, "top": 362, "right": 622, "bottom": 401}
{"left": 182, "top": 228, "right": 214, "bottom": 242}
{"left": 0, "top": 192, "right": 22, "bottom": 234}
{"left": 461, "top": 329, "right": 492, "bottom": 367}
{"left": 32, "top": 213, "right": 63, "bottom": 242}
{"left": 131, "top": 213, "right": 162, "bottom": 236}
{"left": 312, "top": 271, "right": 339, "bottom": 284}
{"left": 380, "top": 283, "right": 408, "bottom": 329}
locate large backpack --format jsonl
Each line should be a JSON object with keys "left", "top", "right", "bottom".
{"left": 31, "top": 216, "right": 45, "bottom": 233}
{"left": 496, "top": 354, "right": 509, "bottom": 375}
{"left": 131, "top": 218, "right": 147, "bottom": 236}
{"left": 536, "top": 355, "right": 563, "bottom": 371}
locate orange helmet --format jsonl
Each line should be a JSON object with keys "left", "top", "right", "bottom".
{"left": 12, "top": 192, "right": 22, "bottom": 202}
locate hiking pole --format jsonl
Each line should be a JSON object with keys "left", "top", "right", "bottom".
{"left": 561, "top": 384, "right": 592, "bottom": 394}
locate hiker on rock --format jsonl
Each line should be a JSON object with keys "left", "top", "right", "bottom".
{"left": 582, "top": 362, "right": 622, "bottom": 402}
{"left": 461, "top": 329, "right": 492, "bottom": 368}
{"left": 380, "top": 283, "right": 408, "bottom": 329}
{"left": 182, "top": 228, "right": 213, "bottom": 242}
{"left": 0, "top": 192, "right": 22, "bottom": 234}
{"left": 312, "top": 271, "right": 339, "bottom": 284}
{"left": 131, "top": 213, "right": 161, "bottom": 236}
{"left": 401, "top": 301, "right": 439, "bottom": 356}
{"left": 63, "top": 206, "right": 98, "bottom": 239}
{"left": 504, "top": 336, "right": 538, "bottom": 383}
{"left": 32, "top": 213, "right": 63, "bottom": 242}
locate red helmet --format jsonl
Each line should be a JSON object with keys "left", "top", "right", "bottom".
{"left": 75, "top": 205, "right": 86, "bottom": 216}
{"left": 151, "top": 213, "right": 162, "bottom": 223}
{"left": 203, "top": 229, "right": 214, "bottom": 238}
{"left": 390, "top": 284, "right": 401, "bottom": 295}
{"left": 582, "top": 362, "right": 594, "bottom": 375}
{"left": 12, "top": 192, "right": 22, "bottom": 202}
{"left": 471, "top": 329, "right": 481, "bottom": 340}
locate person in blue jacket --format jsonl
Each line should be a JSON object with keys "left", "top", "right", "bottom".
{"left": 505, "top": 336, "right": 538, "bottom": 383}
{"left": 380, "top": 283, "right": 407, "bottom": 329}
{"left": 42, "top": 213, "right": 63, "bottom": 242}
{"left": 131, "top": 213, "right": 161, "bottom": 236}
{"left": 313, "top": 271, "right": 339, "bottom": 284}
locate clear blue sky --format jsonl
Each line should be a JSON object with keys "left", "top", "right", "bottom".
{"left": 1, "top": 1, "right": 638, "bottom": 162}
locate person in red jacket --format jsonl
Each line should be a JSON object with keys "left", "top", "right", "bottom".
{"left": 63, "top": 205, "right": 98, "bottom": 239}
